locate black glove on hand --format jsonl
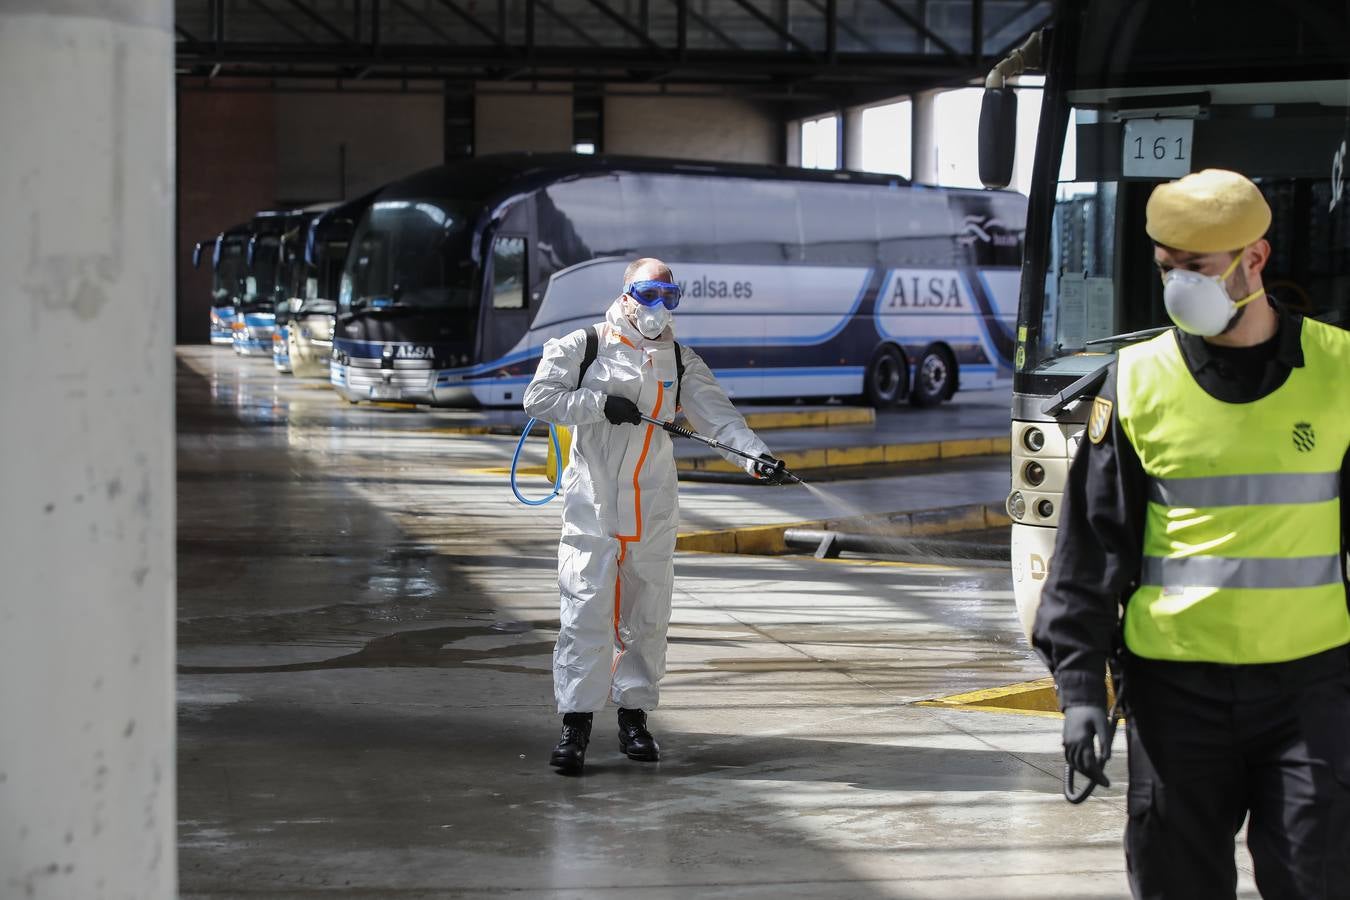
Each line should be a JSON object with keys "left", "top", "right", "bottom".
{"left": 753, "top": 453, "right": 788, "bottom": 485}
{"left": 1062, "top": 704, "right": 1112, "bottom": 787}
{"left": 603, "top": 395, "right": 643, "bottom": 426}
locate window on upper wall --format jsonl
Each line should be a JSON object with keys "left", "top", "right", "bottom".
{"left": 491, "top": 237, "right": 527, "bottom": 309}
{"left": 800, "top": 115, "right": 839, "bottom": 170}
{"left": 860, "top": 100, "right": 913, "bottom": 178}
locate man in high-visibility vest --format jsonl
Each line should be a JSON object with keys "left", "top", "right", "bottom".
{"left": 1034, "top": 169, "right": 1350, "bottom": 898}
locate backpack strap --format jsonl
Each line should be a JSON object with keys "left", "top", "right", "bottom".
{"left": 576, "top": 324, "right": 600, "bottom": 388}
{"left": 674, "top": 341, "right": 686, "bottom": 411}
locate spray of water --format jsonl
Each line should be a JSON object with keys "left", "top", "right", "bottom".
{"left": 796, "top": 479, "right": 977, "bottom": 562}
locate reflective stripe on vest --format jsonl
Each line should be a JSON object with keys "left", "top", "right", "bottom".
{"left": 1141, "top": 554, "right": 1343, "bottom": 591}
{"left": 1148, "top": 471, "right": 1341, "bottom": 508}
{"left": 1116, "top": 321, "right": 1350, "bottom": 664}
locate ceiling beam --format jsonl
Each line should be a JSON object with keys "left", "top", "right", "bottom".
{"left": 725, "top": 0, "right": 815, "bottom": 57}
{"left": 282, "top": 0, "right": 354, "bottom": 44}
{"left": 430, "top": 0, "right": 506, "bottom": 46}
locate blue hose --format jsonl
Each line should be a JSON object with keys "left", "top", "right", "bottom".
{"left": 511, "top": 417, "right": 563, "bottom": 506}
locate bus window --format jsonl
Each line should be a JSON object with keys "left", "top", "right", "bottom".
{"left": 492, "top": 237, "right": 527, "bottom": 310}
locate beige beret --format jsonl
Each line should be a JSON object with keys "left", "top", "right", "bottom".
{"left": 1145, "top": 169, "right": 1271, "bottom": 253}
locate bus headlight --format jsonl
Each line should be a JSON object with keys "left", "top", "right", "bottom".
{"left": 1024, "top": 461, "right": 1045, "bottom": 487}
{"left": 1008, "top": 491, "right": 1026, "bottom": 520}
{"left": 1037, "top": 499, "right": 1054, "bottom": 519}
{"left": 1023, "top": 427, "right": 1045, "bottom": 452}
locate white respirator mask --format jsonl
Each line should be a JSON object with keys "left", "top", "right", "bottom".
{"left": 625, "top": 297, "right": 672, "bottom": 339}
{"left": 1161, "top": 248, "right": 1264, "bottom": 337}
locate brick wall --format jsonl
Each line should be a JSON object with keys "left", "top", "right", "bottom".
{"left": 176, "top": 82, "right": 278, "bottom": 345}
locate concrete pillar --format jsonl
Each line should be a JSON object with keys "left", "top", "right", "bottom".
{"left": 0, "top": 2, "right": 176, "bottom": 899}
{"left": 912, "top": 89, "right": 940, "bottom": 184}
{"left": 843, "top": 106, "right": 866, "bottom": 171}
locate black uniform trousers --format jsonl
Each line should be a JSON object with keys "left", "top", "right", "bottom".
{"left": 1124, "top": 647, "right": 1350, "bottom": 899}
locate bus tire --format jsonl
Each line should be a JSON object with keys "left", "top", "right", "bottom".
{"left": 910, "top": 345, "right": 955, "bottom": 408}
{"left": 864, "top": 344, "right": 907, "bottom": 408}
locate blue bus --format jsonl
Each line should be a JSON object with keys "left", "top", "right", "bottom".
{"left": 331, "top": 154, "right": 1025, "bottom": 407}
{"left": 193, "top": 224, "right": 250, "bottom": 345}
{"left": 231, "top": 210, "right": 297, "bottom": 356}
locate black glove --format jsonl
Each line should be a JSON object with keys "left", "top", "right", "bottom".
{"left": 1062, "top": 704, "right": 1112, "bottom": 787}
{"left": 752, "top": 453, "right": 788, "bottom": 485}
{"left": 603, "top": 395, "right": 642, "bottom": 426}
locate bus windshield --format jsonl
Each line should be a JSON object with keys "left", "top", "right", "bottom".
{"left": 1015, "top": 1, "right": 1350, "bottom": 387}
{"left": 340, "top": 200, "right": 474, "bottom": 314}
{"left": 247, "top": 238, "right": 281, "bottom": 310}
{"left": 215, "top": 239, "right": 247, "bottom": 304}
{"left": 1024, "top": 80, "right": 1350, "bottom": 381}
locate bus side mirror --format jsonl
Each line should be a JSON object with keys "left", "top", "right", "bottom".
{"left": 192, "top": 242, "right": 204, "bottom": 268}
{"left": 979, "top": 87, "right": 1018, "bottom": 190}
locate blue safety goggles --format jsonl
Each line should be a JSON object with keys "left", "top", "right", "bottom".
{"left": 624, "top": 280, "right": 682, "bottom": 310}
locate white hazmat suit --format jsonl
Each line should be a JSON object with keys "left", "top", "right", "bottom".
{"left": 523, "top": 299, "right": 769, "bottom": 713}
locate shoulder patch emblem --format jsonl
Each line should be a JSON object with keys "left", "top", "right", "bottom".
{"left": 1087, "top": 396, "right": 1113, "bottom": 445}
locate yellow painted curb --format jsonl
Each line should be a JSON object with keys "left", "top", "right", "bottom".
{"left": 408, "top": 407, "right": 876, "bottom": 437}
{"left": 740, "top": 407, "right": 876, "bottom": 430}
{"left": 884, "top": 442, "right": 941, "bottom": 463}
{"left": 939, "top": 437, "right": 993, "bottom": 458}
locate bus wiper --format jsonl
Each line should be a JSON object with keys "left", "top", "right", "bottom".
{"left": 1041, "top": 363, "right": 1110, "bottom": 417}
{"left": 1082, "top": 325, "right": 1170, "bottom": 347}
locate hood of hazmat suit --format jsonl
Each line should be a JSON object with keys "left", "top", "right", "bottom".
{"left": 522, "top": 298, "right": 769, "bottom": 712}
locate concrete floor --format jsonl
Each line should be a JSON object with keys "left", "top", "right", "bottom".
{"left": 176, "top": 349, "right": 1257, "bottom": 898}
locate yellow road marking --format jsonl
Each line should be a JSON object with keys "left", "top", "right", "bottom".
{"left": 917, "top": 677, "right": 1064, "bottom": 718}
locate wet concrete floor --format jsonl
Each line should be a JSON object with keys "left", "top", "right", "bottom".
{"left": 176, "top": 349, "right": 1257, "bottom": 898}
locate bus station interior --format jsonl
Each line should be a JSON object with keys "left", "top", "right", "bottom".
{"left": 8, "top": 2, "right": 1350, "bottom": 899}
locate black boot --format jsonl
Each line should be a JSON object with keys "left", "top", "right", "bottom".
{"left": 617, "top": 708, "right": 659, "bottom": 761}
{"left": 550, "top": 712, "right": 592, "bottom": 775}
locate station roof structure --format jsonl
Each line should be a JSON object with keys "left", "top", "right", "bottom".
{"left": 175, "top": 0, "right": 1051, "bottom": 111}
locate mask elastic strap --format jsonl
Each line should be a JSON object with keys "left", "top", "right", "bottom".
{"left": 1221, "top": 246, "right": 1264, "bottom": 309}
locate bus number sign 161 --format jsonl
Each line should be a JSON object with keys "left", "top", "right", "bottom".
{"left": 1122, "top": 118, "right": 1194, "bottom": 179}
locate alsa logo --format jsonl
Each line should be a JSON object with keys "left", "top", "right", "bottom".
{"left": 957, "top": 215, "right": 1019, "bottom": 248}
{"left": 887, "top": 274, "right": 963, "bottom": 309}
{"left": 384, "top": 344, "right": 436, "bottom": 360}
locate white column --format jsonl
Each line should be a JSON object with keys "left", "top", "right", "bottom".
{"left": 0, "top": 3, "right": 176, "bottom": 899}
{"left": 911, "top": 89, "right": 940, "bottom": 184}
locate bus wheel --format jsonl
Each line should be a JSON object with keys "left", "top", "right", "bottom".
{"left": 864, "top": 345, "right": 907, "bottom": 408}
{"left": 910, "top": 346, "right": 955, "bottom": 407}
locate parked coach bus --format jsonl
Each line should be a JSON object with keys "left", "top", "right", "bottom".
{"left": 268, "top": 204, "right": 338, "bottom": 373}
{"left": 193, "top": 223, "right": 250, "bottom": 345}
{"left": 330, "top": 154, "right": 1026, "bottom": 407}
{"left": 977, "top": 0, "right": 1350, "bottom": 638}
{"left": 232, "top": 210, "right": 296, "bottom": 356}
{"left": 276, "top": 197, "right": 366, "bottom": 377}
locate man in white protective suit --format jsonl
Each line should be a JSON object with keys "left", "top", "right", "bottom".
{"left": 523, "top": 257, "right": 789, "bottom": 775}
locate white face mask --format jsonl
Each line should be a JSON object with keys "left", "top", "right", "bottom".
{"left": 1161, "top": 248, "right": 1264, "bottom": 337}
{"left": 626, "top": 298, "right": 672, "bottom": 339}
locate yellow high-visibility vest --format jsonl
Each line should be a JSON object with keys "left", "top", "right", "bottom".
{"left": 1116, "top": 320, "right": 1350, "bottom": 663}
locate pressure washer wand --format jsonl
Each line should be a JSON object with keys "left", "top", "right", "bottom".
{"left": 639, "top": 414, "right": 803, "bottom": 484}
